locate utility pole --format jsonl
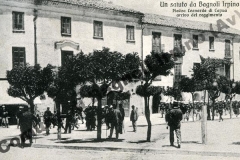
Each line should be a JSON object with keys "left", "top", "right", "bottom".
{"left": 33, "top": 9, "right": 38, "bottom": 65}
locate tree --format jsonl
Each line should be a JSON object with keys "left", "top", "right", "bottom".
{"left": 107, "top": 91, "right": 131, "bottom": 105}
{"left": 7, "top": 64, "right": 54, "bottom": 113}
{"left": 136, "top": 52, "right": 174, "bottom": 142}
{"left": 164, "top": 86, "right": 182, "bottom": 102}
{"left": 79, "top": 48, "right": 141, "bottom": 140}
{"left": 47, "top": 52, "right": 88, "bottom": 139}
{"left": 218, "top": 76, "right": 238, "bottom": 119}
{"left": 193, "top": 56, "right": 230, "bottom": 120}
{"left": 178, "top": 76, "right": 202, "bottom": 121}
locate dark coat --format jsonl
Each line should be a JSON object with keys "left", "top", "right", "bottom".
{"left": 167, "top": 108, "right": 183, "bottom": 128}
{"left": 111, "top": 109, "right": 122, "bottom": 124}
{"left": 20, "top": 111, "right": 37, "bottom": 133}
{"left": 119, "top": 108, "right": 125, "bottom": 121}
{"left": 130, "top": 109, "right": 138, "bottom": 121}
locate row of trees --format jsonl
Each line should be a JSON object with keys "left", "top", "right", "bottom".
{"left": 7, "top": 47, "right": 239, "bottom": 141}
{"left": 7, "top": 48, "right": 175, "bottom": 141}
{"left": 177, "top": 56, "right": 240, "bottom": 121}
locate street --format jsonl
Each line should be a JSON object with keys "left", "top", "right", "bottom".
{"left": 1, "top": 113, "right": 240, "bottom": 159}
{"left": 1, "top": 147, "right": 240, "bottom": 160}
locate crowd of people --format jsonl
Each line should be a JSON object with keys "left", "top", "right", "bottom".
{"left": 159, "top": 100, "right": 240, "bottom": 122}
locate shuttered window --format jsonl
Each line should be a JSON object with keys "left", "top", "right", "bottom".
{"left": 12, "top": 47, "right": 26, "bottom": 68}
{"left": 193, "top": 35, "right": 198, "bottom": 49}
{"left": 209, "top": 37, "right": 214, "bottom": 50}
{"left": 126, "top": 25, "right": 135, "bottom": 41}
{"left": 61, "top": 17, "right": 71, "bottom": 36}
{"left": 93, "top": 21, "right": 103, "bottom": 38}
{"left": 152, "top": 32, "right": 161, "bottom": 53}
{"left": 12, "top": 12, "right": 24, "bottom": 31}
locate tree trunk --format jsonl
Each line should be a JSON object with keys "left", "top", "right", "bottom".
{"left": 212, "top": 99, "right": 215, "bottom": 120}
{"left": 207, "top": 92, "right": 211, "bottom": 120}
{"left": 29, "top": 100, "right": 35, "bottom": 114}
{"left": 55, "top": 100, "right": 61, "bottom": 140}
{"left": 230, "top": 98, "right": 233, "bottom": 119}
{"left": 97, "top": 97, "right": 102, "bottom": 140}
{"left": 144, "top": 96, "right": 151, "bottom": 142}
{"left": 191, "top": 93, "right": 195, "bottom": 122}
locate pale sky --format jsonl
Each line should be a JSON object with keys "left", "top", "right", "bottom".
{"left": 107, "top": 0, "right": 240, "bottom": 29}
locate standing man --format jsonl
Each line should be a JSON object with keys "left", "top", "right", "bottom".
{"left": 16, "top": 106, "right": 23, "bottom": 129}
{"left": 43, "top": 107, "right": 52, "bottom": 135}
{"left": 108, "top": 104, "right": 122, "bottom": 139}
{"left": 130, "top": 105, "right": 138, "bottom": 132}
{"left": 64, "top": 110, "right": 72, "bottom": 134}
{"left": 19, "top": 106, "right": 37, "bottom": 147}
{"left": 2, "top": 106, "right": 9, "bottom": 128}
{"left": 167, "top": 101, "right": 183, "bottom": 148}
{"left": 119, "top": 104, "right": 125, "bottom": 134}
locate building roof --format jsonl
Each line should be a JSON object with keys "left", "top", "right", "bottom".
{"left": 50, "top": 0, "right": 143, "bottom": 15}
{"left": 143, "top": 13, "right": 240, "bottom": 35}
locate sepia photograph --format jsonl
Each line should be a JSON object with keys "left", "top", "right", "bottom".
{"left": 0, "top": 0, "right": 240, "bottom": 159}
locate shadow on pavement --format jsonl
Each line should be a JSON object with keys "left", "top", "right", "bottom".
{"left": 55, "top": 138, "right": 124, "bottom": 144}
{"left": 128, "top": 140, "right": 150, "bottom": 144}
{"left": 232, "top": 142, "right": 240, "bottom": 145}
{"left": 181, "top": 141, "right": 201, "bottom": 144}
{"left": 48, "top": 138, "right": 70, "bottom": 141}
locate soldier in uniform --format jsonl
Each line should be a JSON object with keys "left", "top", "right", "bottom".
{"left": 166, "top": 101, "right": 183, "bottom": 148}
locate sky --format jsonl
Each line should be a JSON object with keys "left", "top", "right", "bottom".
{"left": 106, "top": 0, "right": 240, "bottom": 29}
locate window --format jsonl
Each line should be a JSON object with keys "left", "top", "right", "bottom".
{"left": 93, "top": 21, "right": 103, "bottom": 38}
{"left": 209, "top": 37, "right": 214, "bottom": 50}
{"left": 12, "top": 47, "right": 26, "bottom": 68}
{"left": 126, "top": 25, "right": 135, "bottom": 41}
{"left": 174, "top": 34, "right": 182, "bottom": 48}
{"left": 12, "top": 12, "right": 24, "bottom": 31}
{"left": 61, "top": 17, "right": 71, "bottom": 36}
{"left": 225, "top": 64, "right": 230, "bottom": 79}
{"left": 193, "top": 35, "right": 198, "bottom": 49}
{"left": 174, "top": 63, "right": 182, "bottom": 83}
{"left": 225, "top": 40, "right": 231, "bottom": 58}
{"left": 193, "top": 63, "right": 200, "bottom": 69}
{"left": 61, "top": 50, "right": 73, "bottom": 66}
{"left": 152, "top": 32, "right": 161, "bottom": 52}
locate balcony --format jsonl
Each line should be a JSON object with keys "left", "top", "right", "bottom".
{"left": 225, "top": 50, "right": 232, "bottom": 59}
{"left": 173, "top": 46, "right": 186, "bottom": 57}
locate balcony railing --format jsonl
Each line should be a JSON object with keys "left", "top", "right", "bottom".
{"left": 173, "top": 46, "right": 186, "bottom": 57}
{"left": 225, "top": 50, "right": 232, "bottom": 59}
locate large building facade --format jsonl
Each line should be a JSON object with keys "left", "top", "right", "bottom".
{"left": 1, "top": 0, "right": 240, "bottom": 118}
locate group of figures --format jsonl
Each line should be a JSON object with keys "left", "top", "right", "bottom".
{"left": 0, "top": 102, "right": 141, "bottom": 146}
{"left": 84, "top": 104, "right": 138, "bottom": 139}
{"left": 159, "top": 100, "right": 240, "bottom": 122}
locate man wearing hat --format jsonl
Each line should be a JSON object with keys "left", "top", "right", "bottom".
{"left": 167, "top": 101, "right": 183, "bottom": 148}
{"left": 19, "top": 106, "right": 37, "bottom": 147}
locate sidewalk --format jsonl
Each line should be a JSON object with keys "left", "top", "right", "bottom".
{"left": 1, "top": 113, "right": 240, "bottom": 157}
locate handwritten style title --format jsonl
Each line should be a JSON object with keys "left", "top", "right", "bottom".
{"left": 160, "top": 1, "right": 239, "bottom": 8}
